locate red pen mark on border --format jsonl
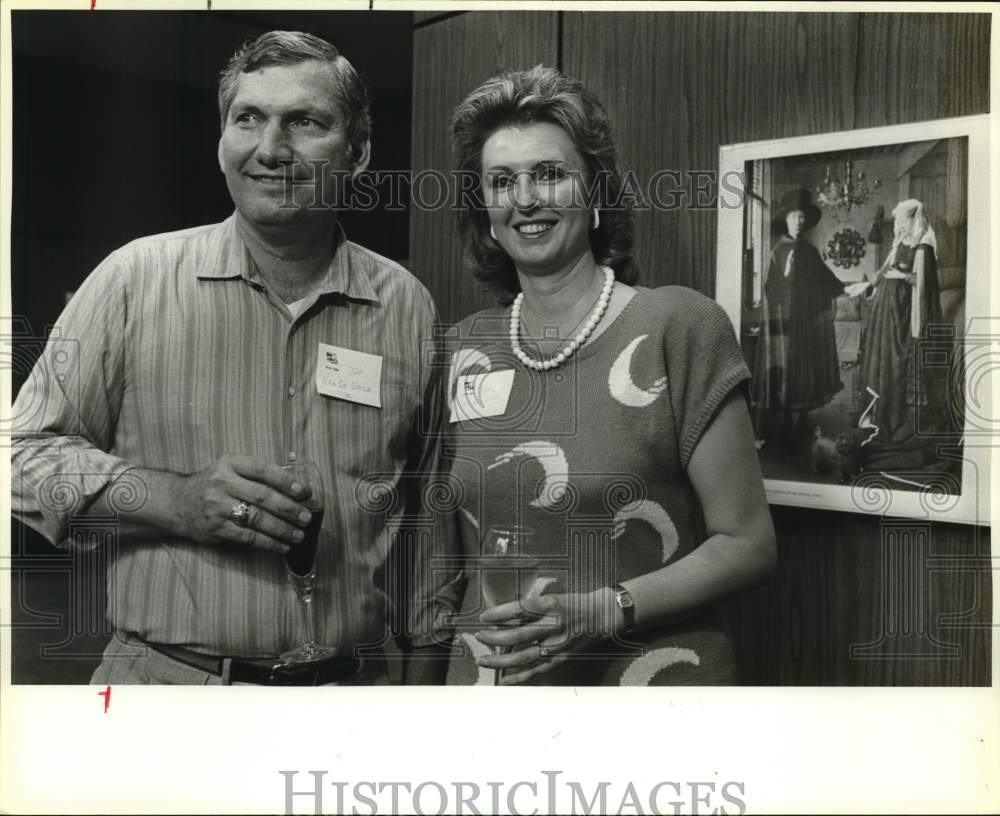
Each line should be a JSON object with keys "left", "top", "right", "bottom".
{"left": 98, "top": 685, "right": 111, "bottom": 713}
{"left": 91, "top": 0, "right": 97, "bottom": 10}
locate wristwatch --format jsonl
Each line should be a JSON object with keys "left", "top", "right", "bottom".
{"left": 613, "top": 584, "right": 636, "bottom": 634}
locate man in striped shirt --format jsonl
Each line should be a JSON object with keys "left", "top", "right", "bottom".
{"left": 11, "top": 31, "right": 460, "bottom": 685}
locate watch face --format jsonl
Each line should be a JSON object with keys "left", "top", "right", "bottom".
{"left": 616, "top": 591, "right": 634, "bottom": 609}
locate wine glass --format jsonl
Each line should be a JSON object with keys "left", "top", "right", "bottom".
{"left": 280, "top": 461, "right": 337, "bottom": 665}
{"left": 473, "top": 525, "right": 538, "bottom": 685}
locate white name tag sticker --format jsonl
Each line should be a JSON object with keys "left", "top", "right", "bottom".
{"left": 450, "top": 369, "right": 515, "bottom": 422}
{"left": 316, "top": 342, "right": 382, "bottom": 408}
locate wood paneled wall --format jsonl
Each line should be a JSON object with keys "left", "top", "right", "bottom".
{"left": 410, "top": 11, "right": 991, "bottom": 685}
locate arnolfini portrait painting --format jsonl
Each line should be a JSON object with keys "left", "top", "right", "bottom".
{"left": 717, "top": 116, "right": 990, "bottom": 525}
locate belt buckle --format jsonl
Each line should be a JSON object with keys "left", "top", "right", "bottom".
{"left": 268, "top": 660, "right": 321, "bottom": 686}
{"left": 265, "top": 657, "right": 359, "bottom": 686}
{"left": 269, "top": 661, "right": 289, "bottom": 685}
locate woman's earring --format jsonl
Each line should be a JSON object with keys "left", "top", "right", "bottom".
{"left": 490, "top": 224, "right": 498, "bottom": 241}
{"left": 592, "top": 209, "right": 601, "bottom": 230}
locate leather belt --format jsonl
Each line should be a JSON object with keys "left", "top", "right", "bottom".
{"left": 144, "top": 640, "right": 361, "bottom": 686}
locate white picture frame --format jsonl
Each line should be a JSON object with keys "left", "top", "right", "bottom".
{"left": 716, "top": 115, "right": 991, "bottom": 525}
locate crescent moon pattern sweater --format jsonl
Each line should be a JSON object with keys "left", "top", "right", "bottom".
{"left": 443, "top": 287, "right": 751, "bottom": 686}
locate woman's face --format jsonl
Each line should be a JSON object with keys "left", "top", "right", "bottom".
{"left": 894, "top": 209, "right": 912, "bottom": 234}
{"left": 785, "top": 209, "right": 807, "bottom": 238}
{"left": 480, "top": 122, "right": 593, "bottom": 276}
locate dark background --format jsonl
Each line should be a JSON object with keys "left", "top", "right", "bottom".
{"left": 9, "top": 9, "right": 994, "bottom": 685}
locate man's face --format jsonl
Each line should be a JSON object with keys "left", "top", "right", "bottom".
{"left": 218, "top": 60, "right": 370, "bottom": 231}
{"left": 785, "top": 209, "right": 806, "bottom": 239}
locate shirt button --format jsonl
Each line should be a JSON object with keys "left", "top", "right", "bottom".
{"left": 288, "top": 452, "right": 298, "bottom": 462}
{"left": 287, "top": 386, "right": 296, "bottom": 397}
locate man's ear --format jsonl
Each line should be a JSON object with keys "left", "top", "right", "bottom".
{"left": 217, "top": 137, "right": 226, "bottom": 174}
{"left": 350, "top": 139, "right": 371, "bottom": 179}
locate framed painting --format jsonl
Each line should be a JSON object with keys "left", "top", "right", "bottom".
{"left": 716, "top": 116, "right": 991, "bottom": 525}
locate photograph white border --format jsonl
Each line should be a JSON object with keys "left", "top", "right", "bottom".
{"left": 717, "top": 114, "right": 992, "bottom": 526}
{"left": 1, "top": 4, "right": 997, "bottom": 816}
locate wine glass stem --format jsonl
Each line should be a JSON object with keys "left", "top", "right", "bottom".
{"left": 299, "top": 591, "right": 318, "bottom": 651}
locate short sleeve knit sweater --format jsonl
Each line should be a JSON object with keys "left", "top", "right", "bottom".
{"left": 445, "top": 286, "right": 751, "bottom": 686}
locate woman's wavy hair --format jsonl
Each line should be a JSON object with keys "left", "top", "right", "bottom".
{"left": 450, "top": 65, "right": 636, "bottom": 304}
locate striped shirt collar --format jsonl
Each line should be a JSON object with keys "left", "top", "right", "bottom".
{"left": 196, "top": 213, "right": 380, "bottom": 304}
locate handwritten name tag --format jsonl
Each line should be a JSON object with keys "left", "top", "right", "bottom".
{"left": 450, "top": 369, "right": 515, "bottom": 422}
{"left": 316, "top": 342, "right": 382, "bottom": 408}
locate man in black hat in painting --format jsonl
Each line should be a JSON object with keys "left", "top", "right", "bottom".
{"left": 752, "top": 189, "right": 844, "bottom": 451}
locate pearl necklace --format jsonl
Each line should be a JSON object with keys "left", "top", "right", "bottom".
{"left": 510, "top": 266, "right": 615, "bottom": 371}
